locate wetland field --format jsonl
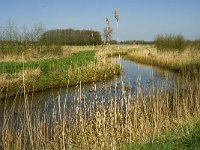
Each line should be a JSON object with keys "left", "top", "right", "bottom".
{"left": 0, "top": 42, "right": 200, "bottom": 149}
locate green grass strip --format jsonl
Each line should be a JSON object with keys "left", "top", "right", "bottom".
{"left": 123, "top": 121, "right": 200, "bottom": 150}
{"left": 0, "top": 50, "right": 95, "bottom": 74}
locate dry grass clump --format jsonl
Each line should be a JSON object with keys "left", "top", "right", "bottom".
{"left": 0, "top": 55, "right": 19, "bottom": 62}
{"left": 0, "top": 68, "right": 41, "bottom": 99}
{"left": 148, "top": 48, "right": 199, "bottom": 65}
{"left": 19, "top": 68, "right": 41, "bottom": 78}
{"left": 1, "top": 73, "right": 200, "bottom": 149}
{"left": 0, "top": 68, "right": 41, "bottom": 88}
{"left": 62, "top": 45, "right": 97, "bottom": 54}
{"left": 66, "top": 61, "right": 120, "bottom": 84}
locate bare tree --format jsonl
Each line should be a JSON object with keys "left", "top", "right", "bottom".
{"left": 21, "top": 25, "right": 30, "bottom": 42}
{"left": 31, "top": 22, "right": 46, "bottom": 42}
{"left": 5, "top": 19, "right": 19, "bottom": 41}
{"left": 0, "top": 26, "right": 5, "bottom": 41}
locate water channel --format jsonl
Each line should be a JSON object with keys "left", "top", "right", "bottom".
{"left": 0, "top": 58, "right": 177, "bottom": 121}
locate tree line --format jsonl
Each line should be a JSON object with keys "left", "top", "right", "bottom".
{"left": 0, "top": 20, "right": 102, "bottom": 46}
{"left": 0, "top": 20, "right": 102, "bottom": 56}
{"left": 39, "top": 29, "right": 102, "bottom": 45}
{"left": 119, "top": 40, "right": 154, "bottom": 45}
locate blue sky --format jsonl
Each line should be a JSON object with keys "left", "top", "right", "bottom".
{"left": 0, "top": 0, "right": 200, "bottom": 41}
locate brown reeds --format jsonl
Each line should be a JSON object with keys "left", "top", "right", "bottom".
{"left": 1, "top": 70, "right": 200, "bottom": 149}
{"left": 106, "top": 44, "right": 200, "bottom": 73}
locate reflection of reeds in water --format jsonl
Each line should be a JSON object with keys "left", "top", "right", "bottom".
{"left": 0, "top": 74, "right": 200, "bottom": 149}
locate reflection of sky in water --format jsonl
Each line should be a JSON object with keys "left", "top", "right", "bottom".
{"left": 118, "top": 58, "right": 175, "bottom": 85}
{"left": 0, "top": 58, "right": 177, "bottom": 120}
{"left": 118, "top": 59, "right": 154, "bottom": 83}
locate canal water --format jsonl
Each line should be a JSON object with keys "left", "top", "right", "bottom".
{"left": 0, "top": 58, "right": 177, "bottom": 121}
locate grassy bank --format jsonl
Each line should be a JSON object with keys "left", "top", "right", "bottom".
{"left": 125, "top": 120, "right": 200, "bottom": 149}
{"left": 0, "top": 50, "right": 95, "bottom": 74}
{"left": 107, "top": 45, "right": 200, "bottom": 74}
{"left": 0, "top": 50, "right": 120, "bottom": 99}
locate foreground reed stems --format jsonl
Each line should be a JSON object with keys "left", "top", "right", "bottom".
{"left": 1, "top": 70, "right": 199, "bottom": 149}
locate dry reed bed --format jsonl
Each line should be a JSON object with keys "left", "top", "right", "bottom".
{"left": 105, "top": 44, "right": 200, "bottom": 73}
{"left": 0, "top": 69, "right": 41, "bottom": 87}
{"left": 1, "top": 73, "right": 200, "bottom": 149}
{"left": 126, "top": 45, "right": 200, "bottom": 72}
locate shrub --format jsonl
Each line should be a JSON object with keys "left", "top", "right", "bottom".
{"left": 194, "top": 38, "right": 200, "bottom": 50}
{"left": 155, "top": 34, "right": 187, "bottom": 52}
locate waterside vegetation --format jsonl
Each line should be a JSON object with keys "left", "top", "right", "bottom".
{"left": 107, "top": 43, "right": 200, "bottom": 74}
{"left": 0, "top": 50, "right": 120, "bottom": 99}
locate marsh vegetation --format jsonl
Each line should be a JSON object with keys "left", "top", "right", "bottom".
{"left": 1, "top": 63, "right": 200, "bottom": 149}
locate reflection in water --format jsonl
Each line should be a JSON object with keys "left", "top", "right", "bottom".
{"left": 0, "top": 58, "right": 177, "bottom": 120}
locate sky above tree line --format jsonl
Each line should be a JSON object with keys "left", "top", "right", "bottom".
{"left": 0, "top": 0, "right": 200, "bottom": 41}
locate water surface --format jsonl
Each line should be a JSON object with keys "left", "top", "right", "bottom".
{"left": 0, "top": 58, "right": 177, "bottom": 119}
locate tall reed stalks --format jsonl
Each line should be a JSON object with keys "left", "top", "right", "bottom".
{"left": 1, "top": 70, "right": 199, "bottom": 149}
